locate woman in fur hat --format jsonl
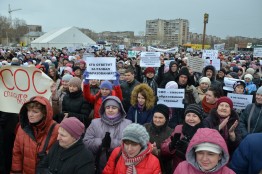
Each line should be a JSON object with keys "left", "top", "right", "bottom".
{"left": 127, "top": 83, "right": 155, "bottom": 125}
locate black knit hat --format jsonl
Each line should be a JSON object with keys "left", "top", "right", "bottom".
{"left": 154, "top": 104, "right": 169, "bottom": 121}
{"left": 184, "top": 104, "right": 203, "bottom": 120}
{"left": 178, "top": 67, "right": 190, "bottom": 78}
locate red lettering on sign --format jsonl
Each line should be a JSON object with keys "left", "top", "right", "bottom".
{"left": 32, "top": 70, "right": 47, "bottom": 94}
{"left": 0, "top": 69, "right": 15, "bottom": 90}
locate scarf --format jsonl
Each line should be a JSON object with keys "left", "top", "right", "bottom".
{"left": 202, "top": 96, "right": 217, "bottom": 114}
{"left": 121, "top": 143, "right": 152, "bottom": 174}
{"left": 198, "top": 162, "right": 218, "bottom": 173}
{"left": 107, "top": 112, "right": 120, "bottom": 119}
{"left": 101, "top": 112, "right": 123, "bottom": 126}
{"left": 137, "top": 104, "right": 144, "bottom": 112}
{"left": 218, "top": 116, "right": 229, "bottom": 140}
{"left": 151, "top": 121, "right": 168, "bottom": 134}
{"left": 182, "top": 122, "right": 203, "bottom": 140}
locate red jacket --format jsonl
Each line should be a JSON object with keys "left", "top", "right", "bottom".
{"left": 11, "top": 96, "right": 59, "bottom": 174}
{"left": 83, "top": 83, "right": 123, "bottom": 118}
{"left": 103, "top": 145, "right": 161, "bottom": 174}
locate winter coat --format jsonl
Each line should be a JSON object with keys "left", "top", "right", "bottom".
{"left": 102, "top": 145, "right": 161, "bottom": 174}
{"left": 196, "top": 86, "right": 206, "bottom": 101}
{"left": 145, "top": 123, "right": 173, "bottom": 174}
{"left": 83, "top": 83, "right": 123, "bottom": 119}
{"left": 39, "top": 140, "right": 95, "bottom": 174}
{"left": 203, "top": 109, "right": 242, "bottom": 155}
{"left": 121, "top": 79, "right": 140, "bottom": 112}
{"left": 62, "top": 90, "right": 92, "bottom": 128}
{"left": 202, "top": 65, "right": 222, "bottom": 88}
{"left": 127, "top": 106, "right": 154, "bottom": 125}
{"left": 159, "top": 61, "right": 179, "bottom": 88}
{"left": 239, "top": 103, "right": 262, "bottom": 138}
{"left": 83, "top": 96, "right": 132, "bottom": 173}
{"left": 230, "top": 133, "right": 262, "bottom": 174}
{"left": 245, "top": 81, "right": 257, "bottom": 94}
{"left": 11, "top": 96, "right": 59, "bottom": 174}
{"left": 173, "top": 128, "right": 235, "bottom": 174}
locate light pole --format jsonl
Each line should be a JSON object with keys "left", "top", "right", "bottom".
{"left": 202, "top": 13, "right": 209, "bottom": 49}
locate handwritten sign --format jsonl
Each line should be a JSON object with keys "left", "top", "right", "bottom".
{"left": 188, "top": 57, "right": 205, "bottom": 73}
{"left": 140, "top": 52, "right": 161, "bottom": 67}
{"left": 223, "top": 77, "right": 244, "bottom": 91}
{"left": 202, "top": 50, "right": 219, "bottom": 59}
{"left": 128, "top": 51, "right": 139, "bottom": 58}
{"left": 157, "top": 88, "right": 185, "bottom": 108}
{"left": 0, "top": 66, "right": 53, "bottom": 113}
{"left": 214, "top": 43, "right": 225, "bottom": 51}
{"left": 253, "top": 47, "right": 262, "bottom": 57}
{"left": 227, "top": 93, "right": 253, "bottom": 110}
{"left": 204, "top": 58, "right": 220, "bottom": 71}
{"left": 118, "top": 45, "right": 125, "bottom": 50}
{"left": 86, "top": 57, "right": 116, "bottom": 80}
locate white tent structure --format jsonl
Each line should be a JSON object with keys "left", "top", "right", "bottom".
{"left": 31, "top": 27, "right": 96, "bottom": 49}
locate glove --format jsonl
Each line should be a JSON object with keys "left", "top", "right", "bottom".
{"left": 101, "top": 132, "right": 111, "bottom": 149}
{"left": 169, "top": 133, "right": 181, "bottom": 150}
{"left": 113, "top": 72, "right": 120, "bottom": 86}
{"left": 83, "top": 70, "right": 89, "bottom": 85}
{"left": 175, "top": 138, "right": 189, "bottom": 159}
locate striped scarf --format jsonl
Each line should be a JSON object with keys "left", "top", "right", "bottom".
{"left": 121, "top": 143, "right": 152, "bottom": 174}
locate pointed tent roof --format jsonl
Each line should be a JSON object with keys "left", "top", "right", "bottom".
{"left": 31, "top": 27, "right": 96, "bottom": 48}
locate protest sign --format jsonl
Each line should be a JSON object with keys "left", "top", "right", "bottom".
{"left": 147, "top": 46, "right": 179, "bottom": 53}
{"left": 188, "top": 57, "right": 205, "bottom": 73}
{"left": 202, "top": 50, "right": 219, "bottom": 59}
{"left": 227, "top": 93, "right": 253, "bottom": 110}
{"left": 253, "top": 47, "right": 262, "bottom": 57}
{"left": 140, "top": 52, "right": 161, "bottom": 67}
{"left": 0, "top": 66, "right": 53, "bottom": 113}
{"left": 86, "top": 57, "right": 116, "bottom": 80}
{"left": 83, "top": 53, "right": 95, "bottom": 62}
{"left": 118, "top": 45, "right": 125, "bottom": 50}
{"left": 157, "top": 88, "right": 184, "bottom": 108}
{"left": 128, "top": 51, "right": 139, "bottom": 58}
{"left": 187, "top": 48, "right": 194, "bottom": 52}
{"left": 223, "top": 77, "right": 244, "bottom": 91}
{"left": 214, "top": 43, "right": 225, "bottom": 51}
{"left": 67, "top": 47, "right": 76, "bottom": 53}
{"left": 204, "top": 58, "right": 221, "bottom": 71}
{"left": 164, "top": 60, "right": 173, "bottom": 68}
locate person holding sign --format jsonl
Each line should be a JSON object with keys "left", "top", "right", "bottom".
{"left": 161, "top": 104, "right": 204, "bottom": 172}
{"left": 203, "top": 97, "right": 241, "bottom": 156}
{"left": 83, "top": 70, "right": 123, "bottom": 118}
{"left": 239, "top": 86, "right": 262, "bottom": 138}
{"left": 127, "top": 83, "right": 155, "bottom": 125}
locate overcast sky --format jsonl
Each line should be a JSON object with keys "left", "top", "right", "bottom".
{"left": 0, "top": 0, "right": 261, "bottom": 39}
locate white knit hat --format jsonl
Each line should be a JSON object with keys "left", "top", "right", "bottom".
{"left": 165, "top": 81, "right": 178, "bottom": 89}
{"left": 244, "top": 74, "right": 253, "bottom": 81}
{"left": 195, "top": 142, "right": 222, "bottom": 154}
{"left": 199, "top": 77, "right": 211, "bottom": 86}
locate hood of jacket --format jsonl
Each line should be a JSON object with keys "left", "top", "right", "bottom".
{"left": 169, "top": 61, "right": 179, "bottom": 73}
{"left": 203, "top": 65, "right": 216, "bottom": 80}
{"left": 19, "top": 96, "right": 53, "bottom": 132}
{"left": 186, "top": 128, "right": 230, "bottom": 173}
{"left": 99, "top": 96, "right": 126, "bottom": 118}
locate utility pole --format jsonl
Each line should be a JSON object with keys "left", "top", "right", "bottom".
{"left": 202, "top": 13, "right": 209, "bottom": 50}
{"left": 8, "top": 4, "right": 22, "bottom": 20}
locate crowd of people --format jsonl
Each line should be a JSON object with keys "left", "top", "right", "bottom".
{"left": 0, "top": 46, "right": 262, "bottom": 174}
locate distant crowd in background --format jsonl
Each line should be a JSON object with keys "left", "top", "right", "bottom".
{"left": 1, "top": 46, "right": 262, "bottom": 174}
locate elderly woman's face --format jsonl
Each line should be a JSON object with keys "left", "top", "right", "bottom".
{"left": 196, "top": 151, "right": 221, "bottom": 172}
{"left": 57, "top": 127, "right": 76, "bottom": 149}
{"left": 217, "top": 102, "right": 231, "bottom": 117}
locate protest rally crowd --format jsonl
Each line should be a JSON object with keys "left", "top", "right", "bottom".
{"left": 1, "top": 46, "right": 262, "bottom": 174}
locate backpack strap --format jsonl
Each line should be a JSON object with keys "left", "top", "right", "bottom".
{"left": 40, "top": 123, "right": 56, "bottom": 154}
{"left": 248, "top": 104, "right": 256, "bottom": 133}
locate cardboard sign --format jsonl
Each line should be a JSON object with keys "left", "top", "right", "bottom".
{"left": 0, "top": 66, "right": 53, "bottom": 113}
{"left": 157, "top": 88, "right": 184, "bottom": 108}
{"left": 227, "top": 93, "right": 253, "bottom": 110}
{"left": 188, "top": 57, "right": 205, "bottom": 73}
{"left": 204, "top": 58, "right": 221, "bottom": 71}
{"left": 86, "top": 57, "right": 116, "bottom": 80}
{"left": 118, "top": 45, "right": 125, "bottom": 50}
{"left": 253, "top": 47, "right": 262, "bottom": 57}
{"left": 202, "top": 50, "right": 219, "bottom": 59}
{"left": 140, "top": 52, "right": 161, "bottom": 67}
{"left": 223, "top": 77, "right": 244, "bottom": 91}
{"left": 214, "top": 43, "right": 225, "bottom": 51}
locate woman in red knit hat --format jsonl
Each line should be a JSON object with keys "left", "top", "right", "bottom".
{"left": 203, "top": 96, "right": 242, "bottom": 156}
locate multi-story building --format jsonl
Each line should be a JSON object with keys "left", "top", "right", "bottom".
{"left": 145, "top": 18, "right": 189, "bottom": 46}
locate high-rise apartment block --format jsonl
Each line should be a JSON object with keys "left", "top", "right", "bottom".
{"left": 146, "top": 19, "right": 189, "bottom": 46}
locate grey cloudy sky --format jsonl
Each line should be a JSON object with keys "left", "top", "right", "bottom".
{"left": 1, "top": 0, "right": 261, "bottom": 39}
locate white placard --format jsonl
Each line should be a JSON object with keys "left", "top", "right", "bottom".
{"left": 105, "top": 46, "right": 111, "bottom": 51}
{"left": 128, "top": 51, "right": 139, "bottom": 58}
{"left": 157, "top": 88, "right": 185, "bottom": 108}
{"left": 118, "top": 45, "right": 125, "bottom": 50}
{"left": 204, "top": 58, "right": 221, "bottom": 71}
{"left": 83, "top": 53, "right": 95, "bottom": 62}
{"left": 68, "top": 47, "right": 76, "bottom": 53}
{"left": 188, "top": 57, "right": 205, "bottom": 73}
{"left": 223, "top": 77, "right": 244, "bottom": 91}
{"left": 140, "top": 52, "right": 161, "bottom": 67}
{"left": 227, "top": 93, "right": 253, "bottom": 110}
{"left": 202, "top": 50, "right": 219, "bottom": 59}
{"left": 187, "top": 48, "right": 194, "bottom": 52}
{"left": 0, "top": 66, "right": 53, "bottom": 113}
{"left": 253, "top": 47, "right": 262, "bottom": 57}
{"left": 164, "top": 60, "right": 173, "bottom": 68}
{"left": 86, "top": 57, "right": 116, "bottom": 80}
{"left": 214, "top": 43, "right": 225, "bottom": 51}
{"left": 147, "top": 46, "right": 179, "bottom": 53}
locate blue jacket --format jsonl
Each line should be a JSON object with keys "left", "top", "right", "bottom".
{"left": 230, "top": 133, "right": 262, "bottom": 174}
{"left": 245, "top": 81, "right": 257, "bottom": 94}
{"left": 126, "top": 105, "right": 154, "bottom": 125}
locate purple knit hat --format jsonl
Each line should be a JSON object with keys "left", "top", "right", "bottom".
{"left": 100, "top": 80, "right": 113, "bottom": 90}
{"left": 60, "top": 117, "right": 85, "bottom": 139}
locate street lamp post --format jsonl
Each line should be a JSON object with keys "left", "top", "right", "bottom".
{"left": 202, "top": 13, "right": 209, "bottom": 49}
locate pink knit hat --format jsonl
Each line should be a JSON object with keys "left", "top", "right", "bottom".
{"left": 60, "top": 117, "right": 85, "bottom": 139}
